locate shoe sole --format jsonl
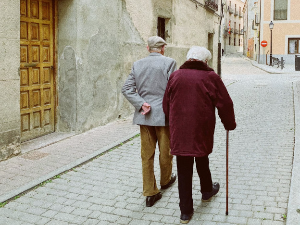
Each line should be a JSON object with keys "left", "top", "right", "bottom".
{"left": 180, "top": 219, "right": 190, "bottom": 224}
{"left": 180, "top": 212, "right": 195, "bottom": 224}
{"left": 180, "top": 213, "right": 194, "bottom": 224}
{"left": 201, "top": 197, "right": 213, "bottom": 202}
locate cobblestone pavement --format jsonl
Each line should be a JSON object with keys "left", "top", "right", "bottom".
{"left": 1, "top": 54, "right": 300, "bottom": 224}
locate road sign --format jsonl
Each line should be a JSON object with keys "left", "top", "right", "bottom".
{"left": 261, "top": 40, "right": 268, "bottom": 47}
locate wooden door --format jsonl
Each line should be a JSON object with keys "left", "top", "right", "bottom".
{"left": 20, "top": 0, "right": 55, "bottom": 142}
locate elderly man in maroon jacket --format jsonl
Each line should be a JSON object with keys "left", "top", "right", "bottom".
{"left": 163, "top": 46, "right": 236, "bottom": 224}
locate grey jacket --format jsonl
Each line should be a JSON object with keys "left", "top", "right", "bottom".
{"left": 122, "top": 52, "right": 177, "bottom": 126}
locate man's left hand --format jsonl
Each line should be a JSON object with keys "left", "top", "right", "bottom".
{"left": 141, "top": 102, "right": 151, "bottom": 115}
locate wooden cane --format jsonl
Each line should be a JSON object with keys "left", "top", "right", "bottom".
{"left": 226, "top": 130, "right": 229, "bottom": 215}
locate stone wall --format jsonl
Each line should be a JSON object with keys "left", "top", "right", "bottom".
{"left": 57, "top": 0, "right": 145, "bottom": 133}
{"left": 0, "top": 0, "right": 21, "bottom": 161}
{"left": 57, "top": 0, "right": 221, "bottom": 133}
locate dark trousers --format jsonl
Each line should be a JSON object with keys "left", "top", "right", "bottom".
{"left": 176, "top": 155, "right": 212, "bottom": 214}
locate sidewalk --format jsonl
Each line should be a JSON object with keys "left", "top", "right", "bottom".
{"left": 0, "top": 117, "right": 139, "bottom": 203}
{"left": 247, "top": 58, "right": 299, "bottom": 74}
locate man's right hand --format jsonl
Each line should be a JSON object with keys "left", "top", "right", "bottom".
{"left": 141, "top": 102, "right": 151, "bottom": 115}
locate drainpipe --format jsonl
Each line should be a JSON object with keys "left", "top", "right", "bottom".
{"left": 218, "top": 0, "right": 223, "bottom": 77}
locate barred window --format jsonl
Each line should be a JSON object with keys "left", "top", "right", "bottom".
{"left": 288, "top": 38, "right": 300, "bottom": 54}
{"left": 157, "top": 17, "right": 166, "bottom": 40}
{"left": 274, "top": 0, "right": 287, "bottom": 20}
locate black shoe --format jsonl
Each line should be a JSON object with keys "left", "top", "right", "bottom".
{"left": 161, "top": 173, "right": 177, "bottom": 189}
{"left": 202, "top": 182, "right": 220, "bottom": 202}
{"left": 146, "top": 192, "right": 162, "bottom": 207}
{"left": 180, "top": 211, "right": 194, "bottom": 224}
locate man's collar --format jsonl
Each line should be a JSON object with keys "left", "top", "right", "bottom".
{"left": 149, "top": 52, "right": 162, "bottom": 56}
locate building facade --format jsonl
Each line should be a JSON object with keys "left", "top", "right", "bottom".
{"left": 243, "top": 0, "right": 260, "bottom": 60}
{"left": 245, "top": 0, "right": 300, "bottom": 64}
{"left": 221, "top": 0, "right": 244, "bottom": 54}
{"left": 0, "top": 0, "right": 222, "bottom": 161}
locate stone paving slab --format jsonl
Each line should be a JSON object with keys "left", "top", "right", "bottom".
{"left": 0, "top": 117, "right": 139, "bottom": 203}
{"left": 286, "top": 81, "right": 300, "bottom": 225}
{"left": 0, "top": 54, "right": 300, "bottom": 224}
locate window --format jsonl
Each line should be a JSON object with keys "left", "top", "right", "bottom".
{"left": 239, "top": 39, "right": 240, "bottom": 46}
{"left": 229, "top": 37, "right": 231, "bottom": 45}
{"left": 274, "top": 0, "right": 287, "bottom": 20}
{"left": 157, "top": 17, "right": 165, "bottom": 39}
{"left": 234, "top": 38, "right": 236, "bottom": 46}
{"left": 288, "top": 38, "right": 300, "bottom": 54}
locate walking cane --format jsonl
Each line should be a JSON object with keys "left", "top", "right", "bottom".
{"left": 226, "top": 130, "right": 229, "bottom": 215}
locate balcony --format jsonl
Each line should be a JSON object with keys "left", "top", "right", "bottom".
{"left": 205, "top": 0, "right": 218, "bottom": 12}
{"left": 228, "top": 7, "right": 234, "bottom": 14}
{"left": 234, "top": 10, "right": 238, "bottom": 16}
{"left": 234, "top": 29, "right": 238, "bottom": 34}
{"left": 239, "top": 11, "right": 243, "bottom": 18}
{"left": 239, "top": 29, "right": 244, "bottom": 35}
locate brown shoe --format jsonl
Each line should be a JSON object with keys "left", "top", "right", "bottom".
{"left": 146, "top": 192, "right": 162, "bottom": 207}
{"left": 161, "top": 173, "right": 177, "bottom": 189}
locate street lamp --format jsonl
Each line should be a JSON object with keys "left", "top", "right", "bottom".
{"left": 269, "top": 21, "right": 274, "bottom": 66}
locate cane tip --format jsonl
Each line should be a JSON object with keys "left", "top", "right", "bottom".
{"left": 226, "top": 212, "right": 228, "bottom": 216}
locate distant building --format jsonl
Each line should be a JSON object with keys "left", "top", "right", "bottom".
{"left": 243, "top": 0, "right": 260, "bottom": 61}
{"left": 221, "top": 0, "right": 244, "bottom": 54}
{"left": 1, "top": 0, "right": 222, "bottom": 161}
{"left": 244, "top": 0, "right": 300, "bottom": 65}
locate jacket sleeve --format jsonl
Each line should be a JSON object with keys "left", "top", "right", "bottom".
{"left": 122, "top": 65, "right": 145, "bottom": 111}
{"left": 212, "top": 75, "right": 236, "bottom": 131}
{"left": 163, "top": 79, "right": 171, "bottom": 119}
{"left": 167, "top": 60, "right": 177, "bottom": 80}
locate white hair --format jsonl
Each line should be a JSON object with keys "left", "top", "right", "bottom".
{"left": 149, "top": 46, "right": 163, "bottom": 52}
{"left": 186, "top": 46, "right": 212, "bottom": 62}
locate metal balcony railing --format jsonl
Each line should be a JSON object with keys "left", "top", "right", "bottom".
{"left": 234, "top": 10, "right": 238, "bottom": 16}
{"left": 239, "top": 11, "right": 243, "bottom": 18}
{"left": 228, "top": 7, "right": 234, "bottom": 14}
{"left": 234, "top": 29, "right": 238, "bottom": 34}
{"left": 239, "top": 29, "right": 244, "bottom": 35}
{"left": 205, "top": 0, "right": 218, "bottom": 12}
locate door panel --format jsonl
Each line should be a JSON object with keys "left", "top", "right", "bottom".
{"left": 20, "top": 0, "right": 55, "bottom": 142}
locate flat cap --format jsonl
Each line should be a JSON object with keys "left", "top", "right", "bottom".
{"left": 147, "top": 36, "right": 167, "bottom": 48}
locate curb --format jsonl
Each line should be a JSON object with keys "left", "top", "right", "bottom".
{"left": 0, "top": 130, "right": 140, "bottom": 203}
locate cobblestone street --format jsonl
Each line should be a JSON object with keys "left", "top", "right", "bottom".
{"left": 1, "top": 54, "right": 300, "bottom": 224}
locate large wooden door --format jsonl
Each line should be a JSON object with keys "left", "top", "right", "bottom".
{"left": 20, "top": 0, "right": 55, "bottom": 142}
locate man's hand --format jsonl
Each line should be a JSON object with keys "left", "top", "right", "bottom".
{"left": 141, "top": 102, "right": 151, "bottom": 115}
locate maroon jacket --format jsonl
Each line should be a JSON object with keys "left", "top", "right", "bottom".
{"left": 163, "top": 60, "right": 236, "bottom": 157}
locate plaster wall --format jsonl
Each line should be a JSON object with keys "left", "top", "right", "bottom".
{"left": 57, "top": 0, "right": 221, "bottom": 133}
{"left": 57, "top": 0, "right": 146, "bottom": 133}
{"left": 290, "top": 0, "right": 300, "bottom": 20}
{"left": 260, "top": 0, "right": 300, "bottom": 64}
{"left": 0, "top": 0, "right": 21, "bottom": 161}
{"left": 172, "top": 0, "right": 220, "bottom": 69}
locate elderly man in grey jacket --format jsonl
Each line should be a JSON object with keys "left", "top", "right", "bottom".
{"left": 122, "top": 36, "right": 177, "bottom": 207}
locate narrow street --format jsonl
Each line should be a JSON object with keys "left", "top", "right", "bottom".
{"left": 1, "top": 54, "right": 300, "bottom": 225}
